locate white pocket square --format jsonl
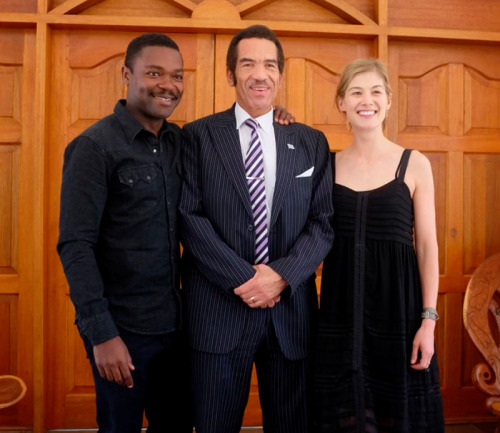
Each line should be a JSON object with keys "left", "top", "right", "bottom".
{"left": 295, "top": 166, "right": 314, "bottom": 178}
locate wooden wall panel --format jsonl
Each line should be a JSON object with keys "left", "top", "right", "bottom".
{"left": 389, "top": 40, "right": 500, "bottom": 421}
{"left": 80, "top": 0, "right": 190, "bottom": 17}
{"left": 464, "top": 154, "right": 500, "bottom": 273}
{"left": 426, "top": 152, "right": 447, "bottom": 274}
{"left": 0, "top": 66, "right": 22, "bottom": 144}
{"left": 0, "top": 148, "right": 19, "bottom": 271}
{"left": 388, "top": 0, "right": 500, "bottom": 32}
{"left": 0, "top": 24, "right": 37, "bottom": 429}
{"left": 398, "top": 67, "right": 448, "bottom": 135}
{"left": 0, "top": 0, "right": 36, "bottom": 13}
{"left": 0, "top": 295, "right": 18, "bottom": 373}
{"left": 464, "top": 68, "right": 500, "bottom": 134}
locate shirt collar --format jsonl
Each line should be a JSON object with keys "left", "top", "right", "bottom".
{"left": 114, "top": 99, "right": 171, "bottom": 143}
{"left": 235, "top": 102, "right": 274, "bottom": 134}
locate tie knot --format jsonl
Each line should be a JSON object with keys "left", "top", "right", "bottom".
{"left": 245, "top": 118, "right": 259, "bottom": 131}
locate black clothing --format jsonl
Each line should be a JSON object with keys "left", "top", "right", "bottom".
{"left": 58, "top": 100, "right": 182, "bottom": 345}
{"left": 314, "top": 150, "right": 444, "bottom": 433}
{"left": 83, "top": 329, "right": 192, "bottom": 433}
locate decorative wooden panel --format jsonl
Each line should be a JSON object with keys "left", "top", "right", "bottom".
{"left": 388, "top": 0, "right": 500, "bottom": 32}
{"left": 45, "top": 29, "right": 214, "bottom": 429}
{"left": 426, "top": 152, "right": 447, "bottom": 275}
{"left": 463, "top": 154, "right": 500, "bottom": 274}
{"left": 0, "top": 296, "right": 18, "bottom": 373}
{"left": 398, "top": 67, "right": 448, "bottom": 135}
{"left": 464, "top": 67, "right": 500, "bottom": 134}
{"left": 80, "top": 0, "right": 191, "bottom": 17}
{"left": 0, "top": 26, "right": 37, "bottom": 430}
{"left": 0, "top": 147, "right": 20, "bottom": 271}
{"left": 0, "top": 0, "right": 36, "bottom": 13}
{"left": 390, "top": 40, "right": 500, "bottom": 420}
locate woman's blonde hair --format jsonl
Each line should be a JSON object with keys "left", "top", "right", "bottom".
{"left": 335, "top": 58, "right": 392, "bottom": 114}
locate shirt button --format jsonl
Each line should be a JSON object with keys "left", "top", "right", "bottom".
{"left": 248, "top": 224, "right": 253, "bottom": 231}
{"left": 153, "top": 148, "right": 158, "bottom": 153}
{"left": 128, "top": 179, "right": 133, "bottom": 184}
{"left": 146, "top": 175, "right": 151, "bottom": 180}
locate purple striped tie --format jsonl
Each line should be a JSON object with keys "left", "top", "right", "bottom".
{"left": 245, "top": 118, "right": 269, "bottom": 264}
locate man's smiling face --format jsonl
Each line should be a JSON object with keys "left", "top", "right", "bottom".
{"left": 227, "top": 37, "right": 282, "bottom": 118}
{"left": 122, "top": 45, "right": 184, "bottom": 133}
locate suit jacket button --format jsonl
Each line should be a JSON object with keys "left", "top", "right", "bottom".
{"left": 248, "top": 224, "right": 254, "bottom": 231}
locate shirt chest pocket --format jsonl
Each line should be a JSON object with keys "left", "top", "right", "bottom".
{"left": 116, "top": 165, "right": 161, "bottom": 215}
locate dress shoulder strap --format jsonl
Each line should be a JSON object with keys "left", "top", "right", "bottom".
{"left": 395, "top": 149, "right": 412, "bottom": 183}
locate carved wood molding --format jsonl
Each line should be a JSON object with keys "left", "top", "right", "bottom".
{"left": 48, "top": 0, "right": 375, "bottom": 24}
{"left": 0, "top": 375, "right": 27, "bottom": 409}
{"left": 50, "top": 0, "right": 104, "bottom": 15}
{"left": 464, "top": 252, "right": 500, "bottom": 409}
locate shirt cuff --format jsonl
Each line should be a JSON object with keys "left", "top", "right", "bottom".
{"left": 77, "top": 310, "right": 119, "bottom": 346}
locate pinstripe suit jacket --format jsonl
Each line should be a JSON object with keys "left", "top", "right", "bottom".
{"left": 179, "top": 105, "right": 334, "bottom": 360}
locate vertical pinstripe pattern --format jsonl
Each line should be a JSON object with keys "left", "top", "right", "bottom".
{"left": 179, "top": 105, "right": 334, "bottom": 432}
{"left": 244, "top": 119, "right": 269, "bottom": 264}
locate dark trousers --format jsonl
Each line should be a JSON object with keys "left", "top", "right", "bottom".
{"left": 191, "top": 310, "right": 310, "bottom": 433}
{"left": 84, "top": 329, "right": 193, "bottom": 433}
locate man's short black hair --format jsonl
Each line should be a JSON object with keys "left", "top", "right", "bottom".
{"left": 125, "top": 33, "right": 180, "bottom": 72}
{"left": 226, "top": 25, "right": 285, "bottom": 82}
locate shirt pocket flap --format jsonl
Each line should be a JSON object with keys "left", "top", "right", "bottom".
{"left": 118, "top": 166, "right": 158, "bottom": 188}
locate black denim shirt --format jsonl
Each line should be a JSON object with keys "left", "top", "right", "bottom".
{"left": 58, "top": 100, "right": 181, "bottom": 345}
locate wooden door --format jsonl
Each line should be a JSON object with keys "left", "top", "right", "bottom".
{"left": 0, "top": 27, "right": 39, "bottom": 430}
{"left": 388, "top": 41, "right": 500, "bottom": 419}
{"left": 44, "top": 29, "right": 214, "bottom": 428}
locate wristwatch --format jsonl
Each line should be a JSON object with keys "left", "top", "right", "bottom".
{"left": 421, "top": 307, "right": 439, "bottom": 321}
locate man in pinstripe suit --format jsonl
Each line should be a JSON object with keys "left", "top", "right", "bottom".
{"left": 179, "top": 25, "right": 334, "bottom": 433}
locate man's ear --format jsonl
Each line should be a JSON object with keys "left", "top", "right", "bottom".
{"left": 122, "top": 65, "right": 130, "bottom": 85}
{"left": 226, "top": 68, "right": 235, "bottom": 86}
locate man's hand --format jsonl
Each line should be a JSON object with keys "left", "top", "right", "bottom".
{"left": 234, "top": 264, "right": 287, "bottom": 308}
{"left": 273, "top": 105, "right": 296, "bottom": 125}
{"left": 93, "top": 336, "right": 135, "bottom": 388}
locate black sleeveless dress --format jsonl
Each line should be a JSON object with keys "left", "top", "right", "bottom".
{"left": 313, "top": 149, "right": 444, "bottom": 433}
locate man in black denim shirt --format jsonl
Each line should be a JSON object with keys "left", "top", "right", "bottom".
{"left": 57, "top": 33, "right": 192, "bottom": 433}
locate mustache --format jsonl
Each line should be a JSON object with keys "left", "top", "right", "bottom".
{"left": 250, "top": 80, "right": 270, "bottom": 86}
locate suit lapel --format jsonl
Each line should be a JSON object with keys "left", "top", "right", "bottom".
{"left": 209, "top": 107, "right": 252, "bottom": 216}
{"left": 271, "top": 124, "right": 296, "bottom": 227}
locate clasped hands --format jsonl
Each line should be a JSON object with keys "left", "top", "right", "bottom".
{"left": 233, "top": 264, "right": 287, "bottom": 308}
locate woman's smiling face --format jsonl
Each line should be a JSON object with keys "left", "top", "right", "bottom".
{"left": 338, "top": 71, "right": 392, "bottom": 131}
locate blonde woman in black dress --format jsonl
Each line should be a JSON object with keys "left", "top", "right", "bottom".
{"left": 313, "top": 58, "right": 444, "bottom": 433}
